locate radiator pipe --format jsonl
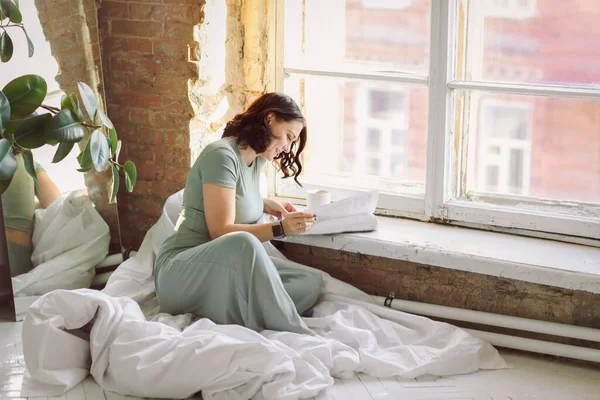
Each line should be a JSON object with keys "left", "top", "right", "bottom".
{"left": 371, "top": 295, "right": 600, "bottom": 363}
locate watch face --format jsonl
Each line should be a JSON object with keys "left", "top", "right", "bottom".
{"left": 272, "top": 223, "right": 284, "bottom": 237}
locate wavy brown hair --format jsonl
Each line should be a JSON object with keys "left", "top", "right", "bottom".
{"left": 222, "top": 92, "right": 307, "bottom": 186}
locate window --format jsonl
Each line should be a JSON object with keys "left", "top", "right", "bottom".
{"left": 273, "top": 0, "right": 600, "bottom": 241}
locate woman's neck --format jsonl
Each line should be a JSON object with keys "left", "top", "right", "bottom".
{"left": 234, "top": 139, "right": 258, "bottom": 166}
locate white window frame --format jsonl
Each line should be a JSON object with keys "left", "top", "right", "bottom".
{"left": 270, "top": 0, "right": 600, "bottom": 241}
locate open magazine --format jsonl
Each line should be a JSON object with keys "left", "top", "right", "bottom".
{"left": 303, "top": 191, "right": 379, "bottom": 235}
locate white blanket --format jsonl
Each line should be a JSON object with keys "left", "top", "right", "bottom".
{"left": 12, "top": 191, "right": 110, "bottom": 297}
{"left": 22, "top": 191, "right": 508, "bottom": 400}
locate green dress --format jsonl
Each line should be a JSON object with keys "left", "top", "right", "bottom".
{"left": 1, "top": 154, "right": 44, "bottom": 277}
{"left": 154, "top": 137, "right": 321, "bottom": 334}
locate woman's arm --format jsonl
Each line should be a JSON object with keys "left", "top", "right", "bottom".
{"left": 204, "top": 183, "right": 315, "bottom": 241}
{"left": 36, "top": 171, "right": 62, "bottom": 208}
{"left": 263, "top": 197, "right": 297, "bottom": 219}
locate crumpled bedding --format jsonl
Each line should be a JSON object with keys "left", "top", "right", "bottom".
{"left": 12, "top": 191, "right": 110, "bottom": 297}
{"left": 21, "top": 190, "right": 508, "bottom": 400}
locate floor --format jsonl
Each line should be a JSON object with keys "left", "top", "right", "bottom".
{"left": 1, "top": 321, "right": 599, "bottom": 400}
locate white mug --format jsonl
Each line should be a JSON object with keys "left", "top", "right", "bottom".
{"left": 306, "top": 189, "right": 331, "bottom": 210}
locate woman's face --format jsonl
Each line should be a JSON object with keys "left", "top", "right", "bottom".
{"left": 263, "top": 117, "right": 303, "bottom": 161}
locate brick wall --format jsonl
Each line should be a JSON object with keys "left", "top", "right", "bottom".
{"left": 98, "top": 0, "right": 272, "bottom": 249}
{"left": 99, "top": 0, "right": 204, "bottom": 248}
{"left": 35, "top": 0, "right": 121, "bottom": 252}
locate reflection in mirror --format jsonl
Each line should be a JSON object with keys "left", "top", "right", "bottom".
{"left": 0, "top": 1, "right": 118, "bottom": 320}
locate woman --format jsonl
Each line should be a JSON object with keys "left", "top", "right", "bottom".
{"left": 2, "top": 154, "right": 61, "bottom": 277}
{"left": 154, "top": 93, "right": 322, "bottom": 334}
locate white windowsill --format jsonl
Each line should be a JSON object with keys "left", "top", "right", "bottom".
{"left": 280, "top": 216, "right": 600, "bottom": 294}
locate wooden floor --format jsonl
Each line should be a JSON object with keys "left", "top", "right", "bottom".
{"left": 1, "top": 320, "right": 599, "bottom": 400}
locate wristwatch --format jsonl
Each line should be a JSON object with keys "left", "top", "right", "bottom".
{"left": 272, "top": 220, "right": 286, "bottom": 239}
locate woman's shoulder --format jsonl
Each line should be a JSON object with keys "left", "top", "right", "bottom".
{"left": 199, "top": 138, "right": 235, "bottom": 157}
{"left": 196, "top": 138, "right": 239, "bottom": 167}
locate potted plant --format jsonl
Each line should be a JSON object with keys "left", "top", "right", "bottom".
{"left": 0, "top": 0, "right": 136, "bottom": 201}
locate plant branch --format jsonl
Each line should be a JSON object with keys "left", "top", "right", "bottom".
{"left": 109, "top": 159, "right": 123, "bottom": 168}
{"left": 82, "top": 122, "right": 102, "bottom": 129}
{"left": 40, "top": 104, "right": 60, "bottom": 113}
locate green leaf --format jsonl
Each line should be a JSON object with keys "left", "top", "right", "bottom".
{"left": 0, "top": 138, "right": 17, "bottom": 180}
{"left": 61, "top": 93, "right": 84, "bottom": 121}
{"left": 21, "top": 150, "right": 39, "bottom": 194}
{"left": 2, "top": 75, "right": 47, "bottom": 118}
{"left": 77, "top": 138, "right": 93, "bottom": 170}
{"left": 115, "top": 139, "right": 122, "bottom": 163}
{"left": 0, "top": 175, "right": 12, "bottom": 195}
{"left": 46, "top": 109, "right": 85, "bottom": 143}
{"left": 109, "top": 128, "right": 118, "bottom": 153}
{"left": 20, "top": 27, "right": 34, "bottom": 57}
{"left": 123, "top": 160, "right": 136, "bottom": 192}
{"left": 7, "top": 0, "right": 21, "bottom": 23}
{"left": 0, "top": 31, "right": 14, "bottom": 63}
{"left": 52, "top": 141, "right": 75, "bottom": 163}
{"left": 0, "top": 0, "right": 10, "bottom": 20}
{"left": 96, "top": 107, "right": 114, "bottom": 129}
{"left": 0, "top": 91, "right": 10, "bottom": 131}
{"left": 90, "top": 129, "right": 109, "bottom": 172}
{"left": 71, "top": 93, "right": 84, "bottom": 121}
{"left": 77, "top": 82, "right": 98, "bottom": 121}
{"left": 61, "top": 94, "right": 71, "bottom": 110}
{"left": 14, "top": 113, "right": 51, "bottom": 149}
{"left": 110, "top": 164, "right": 119, "bottom": 203}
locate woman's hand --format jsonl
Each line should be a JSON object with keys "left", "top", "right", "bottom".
{"left": 281, "top": 211, "right": 316, "bottom": 236}
{"left": 263, "top": 198, "right": 297, "bottom": 219}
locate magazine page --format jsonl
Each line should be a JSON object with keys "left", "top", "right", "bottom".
{"left": 306, "top": 191, "right": 379, "bottom": 221}
{"left": 304, "top": 213, "right": 378, "bottom": 235}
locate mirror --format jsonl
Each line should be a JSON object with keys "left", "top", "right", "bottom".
{"left": 0, "top": 0, "right": 121, "bottom": 321}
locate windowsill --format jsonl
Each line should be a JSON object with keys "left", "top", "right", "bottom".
{"left": 279, "top": 216, "right": 600, "bottom": 294}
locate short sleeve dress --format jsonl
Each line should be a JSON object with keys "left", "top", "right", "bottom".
{"left": 154, "top": 137, "right": 321, "bottom": 334}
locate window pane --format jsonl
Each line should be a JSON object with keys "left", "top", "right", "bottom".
{"left": 461, "top": 91, "right": 600, "bottom": 203}
{"left": 284, "top": 0, "right": 431, "bottom": 74}
{"left": 368, "top": 158, "right": 381, "bottom": 175}
{"left": 486, "top": 165, "right": 500, "bottom": 191}
{"left": 284, "top": 74, "right": 428, "bottom": 194}
{"left": 509, "top": 148, "right": 524, "bottom": 192}
{"left": 390, "top": 153, "right": 405, "bottom": 177}
{"left": 367, "top": 128, "right": 381, "bottom": 150}
{"left": 461, "top": 0, "right": 600, "bottom": 87}
{"left": 391, "top": 129, "right": 405, "bottom": 146}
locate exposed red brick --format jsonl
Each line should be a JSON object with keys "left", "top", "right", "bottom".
{"left": 129, "top": 3, "right": 169, "bottom": 21}
{"left": 127, "top": 38, "right": 153, "bottom": 53}
{"left": 163, "top": 21, "right": 194, "bottom": 40}
{"left": 128, "top": 108, "right": 153, "bottom": 125}
{"left": 154, "top": 112, "right": 192, "bottom": 127}
{"left": 101, "top": 1, "right": 129, "bottom": 18}
{"left": 154, "top": 39, "right": 188, "bottom": 59}
{"left": 111, "top": 20, "right": 163, "bottom": 38}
